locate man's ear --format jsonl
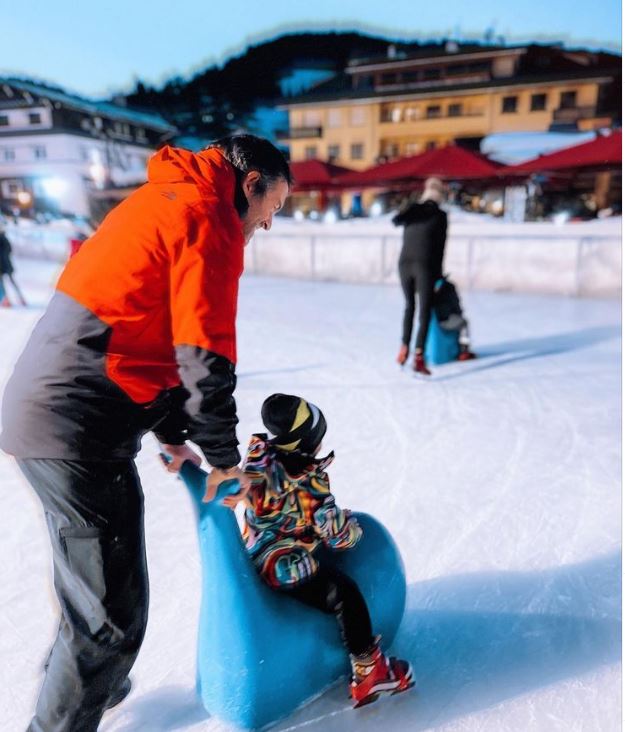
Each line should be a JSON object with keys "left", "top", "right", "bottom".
{"left": 242, "top": 171, "right": 261, "bottom": 200}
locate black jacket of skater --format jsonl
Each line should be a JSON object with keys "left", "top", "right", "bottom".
{"left": 392, "top": 177, "right": 447, "bottom": 373}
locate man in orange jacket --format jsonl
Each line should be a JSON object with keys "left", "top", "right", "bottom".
{"left": 0, "top": 134, "right": 291, "bottom": 732}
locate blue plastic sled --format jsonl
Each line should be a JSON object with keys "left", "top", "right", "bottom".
{"left": 179, "top": 460, "right": 407, "bottom": 730}
{"left": 424, "top": 312, "right": 460, "bottom": 365}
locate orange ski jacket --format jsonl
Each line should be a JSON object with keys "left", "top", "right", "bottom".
{"left": 1, "top": 147, "right": 245, "bottom": 467}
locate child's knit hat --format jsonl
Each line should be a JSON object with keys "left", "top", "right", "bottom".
{"left": 261, "top": 393, "right": 327, "bottom": 454}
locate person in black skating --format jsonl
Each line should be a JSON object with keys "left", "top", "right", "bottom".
{"left": 0, "top": 223, "right": 26, "bottom": 306}
{"left": 392, "top": 177, "right": 448, "bottom": 375}
{"left": 243, "top": 393, "right": 414, "bottom": 708}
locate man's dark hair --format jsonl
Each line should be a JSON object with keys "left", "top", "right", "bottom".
{"left": 208, "top": 134, "right": 292, "bottom": 216}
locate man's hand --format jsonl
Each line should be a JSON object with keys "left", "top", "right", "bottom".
{"left": 159, "top": 443, "right": 202, "bottom": 473}
{"left": 203, "top": 466, "right": 251, "bottom": 508}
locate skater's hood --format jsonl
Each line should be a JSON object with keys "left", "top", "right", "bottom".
{"left": 392, "top": 199, "right": 442, "bottom": 226}
{"left": 148, "top": 145, "right": 236, "bottom": 200}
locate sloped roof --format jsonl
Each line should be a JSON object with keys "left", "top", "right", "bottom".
{"left": 337, "top": 145, "right": 502, "bottom": 187}
{"left": 289, "top": 159, "right": 355, "bottom": 191}
{"left": 1, "top": 77, "right": 175, "bottom": 132}
{"left": 501, "top": 129, "right": 622, "bottom": 174}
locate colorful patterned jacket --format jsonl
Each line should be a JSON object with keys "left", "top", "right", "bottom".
{"left": 242, "top": 433, "right": 362, "bottom": 588}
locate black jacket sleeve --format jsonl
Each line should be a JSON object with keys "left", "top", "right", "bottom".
{"left": 173, "top": 345, "right": 240, "bottom": 468}
{"left": 392, "top": 204, "right": 418, "bottom": 227}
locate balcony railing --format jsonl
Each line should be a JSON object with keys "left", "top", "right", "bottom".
{"left": 379, "top": 110, "right": 485, "bottom": 123}
{"left": 552, "top": 106, "right": 597, "bottom": 122}
{"left": 276, "top": 126, "right": 323, "bottom": 140}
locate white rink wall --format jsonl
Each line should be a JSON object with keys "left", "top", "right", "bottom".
{"left": 246, "top": 214, "right": 621, "bottom": 298}
{"left": 5, "top": 212, "right": 621, "bottom": 298}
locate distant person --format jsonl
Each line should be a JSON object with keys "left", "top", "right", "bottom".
{"left": 392, "top": 177, "right": 447, "bottom": 375}
{"left": 0, "top": 135, "right": 291, "bottom": 732}
{"left": 242, "top": 393, "right": 414, "bottom": 707}
{"left": 0, "top": 223, "right": 26, "bottom": 306}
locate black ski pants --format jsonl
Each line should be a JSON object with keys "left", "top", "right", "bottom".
{"left": 281, "top": 562, "right": 374, "bottom": 656}
{"left": 17, "top": 458, "right": 149, "bottom": 732}
{"left": 399, "top": 258, "right": 437, "bottom": 351}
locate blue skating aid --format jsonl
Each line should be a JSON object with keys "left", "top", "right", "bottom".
{"left": 179, "top": 460, "right": 407, "bottom": 730}
{"left": 424, "top": 312, "right": 460, "bottom": 365}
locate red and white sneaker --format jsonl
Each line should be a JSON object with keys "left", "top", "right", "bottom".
{"left": 350, "top": 643, "right": 414, "bottom": 708}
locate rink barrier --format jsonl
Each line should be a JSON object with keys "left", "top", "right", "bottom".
{"left": 9, "top": 221, "right": 620, "bottom": 298}
{"left": 245, "top": 225, "right": 621, "bottom": 298}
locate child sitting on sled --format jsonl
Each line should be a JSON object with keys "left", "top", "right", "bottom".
{"left": 242, "top": 393, "right": 414, "bottom": 707}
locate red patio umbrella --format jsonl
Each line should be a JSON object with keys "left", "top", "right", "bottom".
{"left": 336, "top": 144, "right": 502, "bottom": 188}
{"left": 289, "top": 160, "right": 355, "bottom": 192}
{"left": 501, "top": 130, "right": 622, "bottom": 176}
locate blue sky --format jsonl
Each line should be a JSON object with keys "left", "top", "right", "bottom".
{"left": 1, "top": 0, "right": 621, "bottom": 97}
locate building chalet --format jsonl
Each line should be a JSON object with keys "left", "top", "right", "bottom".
{"left": 280, "top": 42, "right": 621, "bottom": 169}
{"left": 0, "top": 78, "right": 176, "bottom": 218}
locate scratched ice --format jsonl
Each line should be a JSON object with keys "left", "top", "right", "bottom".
{"left": 0, "top": 257, "right": 620, "bottom": 732}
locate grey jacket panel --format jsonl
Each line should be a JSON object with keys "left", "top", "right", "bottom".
{"left": 0, "top": 292, "right": 156, "bottom": 459}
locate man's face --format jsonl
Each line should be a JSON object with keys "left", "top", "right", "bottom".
{"left": 240, "top": 172, "right": 289, "bottom": 244}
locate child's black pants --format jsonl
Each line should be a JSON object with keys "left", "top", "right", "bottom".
{"left": 281, "top": 562, "right": 374, "bottom": 656}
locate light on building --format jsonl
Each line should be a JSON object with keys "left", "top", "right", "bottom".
{"left": 370, "top": 201, "right": 384, "bottom": 217}
{"left": 89, "top": 161, "right": 107, "bottom": 189}
{"left": 323, "top": 209, "right": 338, "bottom": 224}
{"left": 40, "top": 177, "right": 68, "bottom": 200}
{"left": 17, "top": 191, "right": 32, "bottom": 206}
{"left": 293, "top": 209, "right": 305, "bottom": 222}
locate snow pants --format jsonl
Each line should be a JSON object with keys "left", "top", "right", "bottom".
{"left": 281, "top": 562, "right": 374, "bottom": 656}
{"left": 16, "top": 458, "right": 149, "bottom": 732}
{"left": 398, "top": 259, "right": 437, "bottom": 351}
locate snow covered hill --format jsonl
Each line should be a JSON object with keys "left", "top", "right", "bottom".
{"left": 0, "top": 258, "right": 620, "bottom": 731}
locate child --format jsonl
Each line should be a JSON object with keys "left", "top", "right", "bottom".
{"left": 242, "top": 393, "right": 414, "bottom": 707}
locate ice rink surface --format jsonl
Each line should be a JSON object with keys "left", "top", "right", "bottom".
{"left": 0, "top": 258, "right": 621, "bottom": 731}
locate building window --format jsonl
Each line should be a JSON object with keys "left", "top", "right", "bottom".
{"left": 404, "top": 106, "right": 419, "bottom": 121}
{"left": 423, "top": 68, "right": 441, "bottom": 80}
{"left": 530, "top": 93, "right": 547, "bottom": 111}
{"left": 426, "top": 105, "right": 441, "bottom": 119}
{"left": 381, "top": 142, "right": 399, "bottom": 158}
{"left": 502, "top": 96, "right": 518, "bottom": 113}
{"left": 1, "top": 148, "right": 15, "bottom": 161}
{"left": 350, "top": 143, "right": 364, "bottom": 160}
{"left": 305, "top": 146, "right": 317, "bottom": 160}
{"left": 448, "top": 103, "right": 463, "bottom": 117}
{"left": 405, "top": 142, "right": 420, "bottom": 156}
{"left": 560, "top": 91, "right": 577, "bottom": 109}
{"left": 380, "top": 73, "right": 397, "bottom": 85}
{"left": 328, "top": 144, "right": 340, "bottom": 161}
{"left": 327, "top": 109, "right": 342, "bottom": 128}
{"left": 33, "top": 145, "right": 47, "bottom": 159}
{"left": 0, "top": 115, "right": 9, "bottom": 126}
{"left": 402, "top": 71, "right": 419, "bottom": 84}
{"left": 425, "top": 141, "right": 437, "bottom": 151}
{"left": 303, "top": 110, "right": 321, "bottom": 127}
{"left": 29, "top": 112, "right": 42, "bottom": 124}
{"left": 350, "top": 107, "right": 366, "bottom": 126}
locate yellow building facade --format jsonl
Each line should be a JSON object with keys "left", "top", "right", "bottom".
{"left": 282, "top": 45, "right": 618, "bottom": 169}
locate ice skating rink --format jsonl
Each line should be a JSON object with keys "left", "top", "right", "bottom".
{"left": 1, "top": 258, "right": 620, "bottom": 731}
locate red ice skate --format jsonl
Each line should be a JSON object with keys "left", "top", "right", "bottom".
{"left": 413, "top": 352, "right": 431, "bottom": 376}
{"left": 350, "top": 642, "right": 414, "bottom": 708}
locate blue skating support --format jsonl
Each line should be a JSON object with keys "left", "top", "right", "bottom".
{"left": 179, "top": 460, "right": 407, "bottom": 730}
{"left": 424, "top": 313, "right": 460, "bottom": 365}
